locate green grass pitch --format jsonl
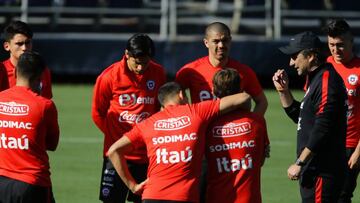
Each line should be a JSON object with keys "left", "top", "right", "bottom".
{"left": 50, "top": 84, "right": 360, "bottom": 203}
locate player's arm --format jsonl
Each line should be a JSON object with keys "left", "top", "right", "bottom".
{"left": 218, "top": 92, "right": 251, "bottom": 115}
{"left": 107, "top": 136, "right": 147, "bottom": 195}
{"left": 272, "top": 69, "right": 300, "bottom": 123}
{"left": 91, "top": 74, "right": 112, "bottom": 133}
{"left": 287, "top": 147, "right": 313, "bottom": 180}
{"left": 44, "top": 100, "right": 60, "bottom": 151}
{"left": 348, "top": 141, "right": 360, "bottom": 169}
{"left": 252, "top": 91, "right": 268, "bottom": 116}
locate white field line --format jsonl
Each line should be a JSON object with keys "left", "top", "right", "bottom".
{"left": 60, "top": 137, "right": 292, "bottom": 146}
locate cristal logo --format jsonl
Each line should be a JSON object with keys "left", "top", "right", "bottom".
{"left": 212, "top": 122, "right": 252, "bottom": 138}
{"left": 154, "top": 116, "right": 191, "bottom": 131}
{"left": 118, "top": 111, "right": 150, "bottom": 124}
{"left": 0, "top": 102, "right": 29, "bottom": 116}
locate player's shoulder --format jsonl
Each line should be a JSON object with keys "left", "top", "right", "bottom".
{"left": 179, "top": 56, "right": 208, "bottom": 70}
{"left": 228, "top": 58, "right": 253, "bottom": 72}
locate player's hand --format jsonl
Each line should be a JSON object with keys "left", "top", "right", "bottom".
{"left": 348, "top": 150, "right": 360, "bottom": 169}
{"left": 272, "top": 69, "right": 289, "bottom": 92}
{"left": 131, "top": 178, "right": 148, "bottom": 195}
{"left": 287, "top": 164, "right": 301, "bottom": 181}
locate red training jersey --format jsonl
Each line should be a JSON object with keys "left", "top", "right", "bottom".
{"left": 2, "top": 59, "right": 53, "bottom": 99}
{"left": 92, "top": 56, "right": 166, "bottom": 162}
{"left": 205, "top": 110, "right": 269, "bottom": 203}
{"left": 327, "top": 56, "right": 360, "bottom": 148}
{"left": 0, "top": 64, "right": 9, "bottom": 91}
{"left": 175, "top": 56, "right": 263, "bottom": 103}
{"left": 125, "top": 100, "right": 220, "bottom": 202}
{"left": 0, "top": 86, "right": 59, "bottom": 187}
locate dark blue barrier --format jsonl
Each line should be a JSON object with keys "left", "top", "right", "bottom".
{"left": 2, "top": 38, "right": 349, "bottom": 88}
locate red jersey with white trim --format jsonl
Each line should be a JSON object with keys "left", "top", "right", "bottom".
{"left": 327, "top": 56, "right": 360, "bottom": 148}
{"left": 125, "top": 100, "right": 220, "bottom": 202}
{"left": 0, "top": 64, "right": 9, "bottom": 91}
{"left": 2, "top": 59, "right": 53, "bottom": 99}
{"left": 92, "top": 56, "right": 166, "bottom": 162}
{"left": 176, "top": 56, "right": 263, "bottom": 103}
{"left": 205, "top": 110, "right": 269, "bottom": 203}
{"left": 0, "top": 86, "right": 59, "bottom": 187}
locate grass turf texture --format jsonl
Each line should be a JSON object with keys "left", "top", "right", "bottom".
{"left": 50, "top": 84, "right": 360, "bottom": 203}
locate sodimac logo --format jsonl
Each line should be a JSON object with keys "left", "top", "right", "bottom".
{"left": 212, "top": 122, "right": 252, "bottom": 138}
{"left": 154, "top": 116, "right": 191, "bottom": 131}
{"left": 0, "top": 102, "right": 29, "bottom": 116}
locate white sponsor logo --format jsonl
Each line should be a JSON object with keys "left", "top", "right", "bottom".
{"left": 118, "top": 94, "right": 155, "bottom": 106}
{"left": 118, "top": 111, "right": 150, "bottom": 124}
{"left": 216, "top": 154, "right": 253, "bottom": 173}
{"left": 348, "top": 74, "right": 358, "bottom": 86}
{"left": 212, "top": 122, "right": 252, "bottom": 138}
{"left": 0, "top": 102, "right": 29, "bottom": 116}
{"left": 154, "top": 116, "right": 191, "bottom": 130}
{"left": 152, "top": 133, "right": 197, "bottom": 145}
{"left": 347, "top": 88, "right": 357, "bottom": 97}
{"left": 0, "top": 120, "right": 32, "bottom": 129}
{"left": 199, "top": 90, "right": 215, "bottom": 101}
{"left": 156, "top": 146, "right": 192, "bottom": 164}
{"left": 147, "top": 80, "right": 155, "bottom": 90}
{"left": 209, "top": 140, "right": 255, "bottom": 152}
{"left": 0, "top": 133, "right": 29, "bottom": 150}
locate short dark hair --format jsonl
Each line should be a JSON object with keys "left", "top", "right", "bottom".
{"left": 213, "top": 68, "right": 241, "bottom": 98}
{"left": 17, "top": 51, "right": 45, "bottom": 81}
{"left": 325, "top": 19, "right": 352, "bottom": 38}
{"left": 3, "top": 21, "right": 33, "bottom": 42}
{"left": 126, "top": 33, "right": 155, "bottom": 57}
{"left": 205, "top": 22, "right": 231, "bottom": 39}
{"left": 157, "top": 82, "right": 182, "bottom": 107}
{"left": 301, "top": 48, "right": 326, "bottom": 65}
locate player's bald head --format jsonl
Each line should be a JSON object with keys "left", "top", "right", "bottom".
{"left": 205, "top": 22, "right": 231, "bottom": 39}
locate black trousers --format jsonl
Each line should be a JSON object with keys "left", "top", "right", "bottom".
{"left": 338, "top": 148, "right": 360, "bottom": 203}
{"left": 0, "top": 175, "right": 55, "bottom": 203}
{"left": 99, "top": 157, "right": 148, "bottom": 203}
{"left": 300, "top": 174, "right": 344, "bottom": 203}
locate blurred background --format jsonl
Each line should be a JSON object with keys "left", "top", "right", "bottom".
{"left": 1, "top": 0, "right": 360, "bottom": 87}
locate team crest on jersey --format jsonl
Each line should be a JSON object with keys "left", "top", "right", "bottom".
{"left": 147, "top": 80, "right": 155, "bottom": 90}
{"left": 154, "top": 116, "right": 191, "bottom": 130}
{"left": 212, "top": 122, "right": 252, "bottom": 138}
{"left": 0, "top": 102, "right": 29, "bottom": 116}
{"left": 348, "top": 74, "right": 358, "bottom": 86}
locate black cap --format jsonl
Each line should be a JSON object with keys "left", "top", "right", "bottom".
{"left": 279, "top": 31, "right": 323, "bottom": 55}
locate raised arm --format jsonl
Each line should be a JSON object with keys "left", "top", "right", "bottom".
{"left": 219, "top": 92, "right": 251, "bottom": 115}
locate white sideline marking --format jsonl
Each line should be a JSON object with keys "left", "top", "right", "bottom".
{"left": 60, "top": 137, "right": 292, "bottom": 146}
{"left": 60, "top": 137, "right": 102, "bottom": 144}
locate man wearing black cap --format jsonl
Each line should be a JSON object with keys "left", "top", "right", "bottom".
{"left": 272, "top": 31, "right": 347, "bottom": 202}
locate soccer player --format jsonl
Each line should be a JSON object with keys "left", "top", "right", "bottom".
{"left": 107, "top": 81, "right": 250, "bottom": 203}
{"left": 92, "top": 33, "right": 166, "bottom": 203}
{"left": 273, "top": 31, "right": 347, "bottom": 202}
{"left": 0, "top": 51, "right": 59, "bottom": 203}
{"left": 175, "top": 21, "right": 267, "bottom": 115}
{"left": 325, "top": 19, "right": 360, "bottom": 203}
{"left": 2, "top": 20, "right": 52, "bottom": 98}
{"left": 175, "top": 22, "right": 268, "bottom": 201}
{"left": 205, "top": 68, "right": 270, "bottom": 203}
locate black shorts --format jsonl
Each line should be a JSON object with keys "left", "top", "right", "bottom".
{"left": 99, "top": 157, "right": 148, "bottom": 203}
{"left": 0, "top": 175, "right": 55, "bottom": 203}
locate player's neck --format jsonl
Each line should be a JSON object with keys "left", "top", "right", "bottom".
{"left": 9, "top": 56, "right": 18, "bottom": 67}
{"left": 209, "top": 57, "right": 227, "bottom": 67}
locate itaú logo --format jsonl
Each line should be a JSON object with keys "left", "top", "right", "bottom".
{"left": 0, "top": 102, "right": 29, "bottom": 116}
{"left": 212, "top": 122, "right": 252, "bottom": 138}
{"left": 154, "top": 116, "right": 191, "bottom": 131}
{"left": 0, "top": 133, "right": 29, "bottom": 150}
